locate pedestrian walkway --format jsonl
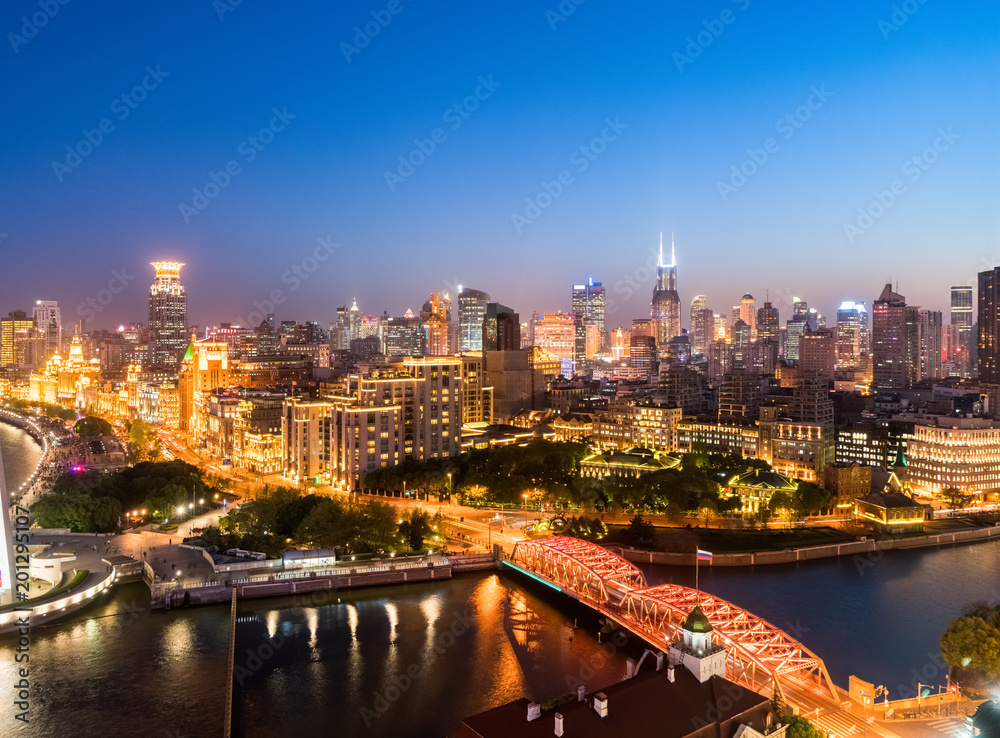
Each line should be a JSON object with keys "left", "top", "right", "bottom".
{"left": 812, "top": 709, "right": 871, "bottom": 736}
{"left": 923, "top": 717, "right": 967, "bottom": 736}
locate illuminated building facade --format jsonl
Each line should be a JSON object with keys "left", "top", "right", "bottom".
{"left": 905, "top": 416, "right": 1000, "bottom": 496}
{"left": 0, "top": 311, "right": 33, "bottom": 367}
{"left": 532, "top": 312, "right": 576, "bottom": 374}
{"left": 457, "top": 287, "right": 490, "bottom": 353}
{"left": 460, "top": 353, "right": 492, "bottom": 424}
{"left": 739, "top": 293, "right": 756, "bottom": 339}
{"left": 177, "top": 339, "right": 230, "bottom": 441}
{"left": 282, "top": 397, "right": 332, "bottom": 484}
{"left": 872, "top": 283, "right": 908, "bottom": 391}
{"left": 835, "top": 301, "right": 863, "bottom": 370}
{"left": 32, "top": 300, "right": 62, "bottom": 361}
{"left": 572, "top": 278, "right": 606, "bottom": 359}
{"left": 148, "top": 262, "right": 188, "bottom": 367}
{"left": 329, "top": 356, "right": 463, "bottom": 489}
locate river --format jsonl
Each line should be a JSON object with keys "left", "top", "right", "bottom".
{"left": 0, "top": 424, "right": 994, "bottom": 737}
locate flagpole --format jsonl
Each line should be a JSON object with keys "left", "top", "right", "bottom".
{"left": 695, "top": 550, "right": 699, "bottom": 595}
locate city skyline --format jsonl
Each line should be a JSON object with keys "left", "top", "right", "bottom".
{"left": 5, "top": 247, "right": 983, "bottom": 335}
{"left": 2, "top": 2, "right": 997, "bottom": 328}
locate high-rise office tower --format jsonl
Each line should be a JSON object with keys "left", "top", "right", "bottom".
{"left": 916, "top": 309, "right": 943, "bottom": 381}
{"left": 757, "top": 301, "right": 779, "bottom": 343}
{"left": 482, "top": 303, "right": 520, "bottom": 352}
{"left": 650, "top": 233, "right": 681, "bottom": 348}
{"left": 32, "top": 300, "right": 61, "bottom": 359}
{"left": 872, "top": 283, "right": 908, "bottom": 392}
{"left": 857, "top": 302, "right": 871, "bottom": 359}
{"left": 148, "top": 262, "right": 188, "bottom": 367}
{"left": 951, "top": 286, "right": 973, "bottom": 354}
{"left": 457, "top": 286, "right": 490, "bottom": 352}
{"left": 739, "top": 293, "right": 756, "bottom": 339}
{"left": 348, "top": 299, "right": 362, "bottom": 341}
{"left": 421, "top": 292, "right": 451, "bottom": 356}
{"left": 835, "top": 301, "right": 863, "bottom": 370}
{"left": 690, "top": 295, "right": 708, "bottom": 355}
{"left": 572, "top": 279, "right": 606, "bottom": 344}
{"left": 905, "top": 305, "right": 921, "bottom": 388}
{"left": 785, "top": 317, "right": 808, "bottom": 361}
{"left": 978, "top": 268, "right": 1000, "bottom": 384}
{"left": 0, "top": 311, "right": 33, "bottom": 368}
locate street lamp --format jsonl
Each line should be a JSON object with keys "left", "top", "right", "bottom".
{"left": 523, "top": 492, "right": 530, "bottom": 533}
{"left": 447, "top": 473, "right": 452, "bottom": 504}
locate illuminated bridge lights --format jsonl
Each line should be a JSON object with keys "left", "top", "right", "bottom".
{"left": 508, "top": 537, "right": 837, "bottom": 701}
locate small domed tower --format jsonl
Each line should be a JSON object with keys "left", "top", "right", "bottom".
{"left": 668, "top": 605, "right": 727, "bottom": 683}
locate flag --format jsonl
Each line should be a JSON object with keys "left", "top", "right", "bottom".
{"left": 696, "top": 549, "right": 713, "bottom": 562}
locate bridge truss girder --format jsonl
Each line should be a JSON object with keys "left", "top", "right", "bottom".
{"left": 510, "top": 537, "right": 647, "bottom": 605}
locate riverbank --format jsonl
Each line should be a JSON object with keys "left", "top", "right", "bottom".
{"left": 614, "top": 523, "right": 1000, "bottom": 567}
{"left": 0, "top": 409, "right": 51, "bottom": 500}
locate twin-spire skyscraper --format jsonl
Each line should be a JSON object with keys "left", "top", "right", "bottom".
{"left": 651, "top": 232, "right": 682, "bottom": 347}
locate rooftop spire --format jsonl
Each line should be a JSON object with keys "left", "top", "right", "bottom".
{"left": 658, "top": 232, "right": 664, "bottom": 267}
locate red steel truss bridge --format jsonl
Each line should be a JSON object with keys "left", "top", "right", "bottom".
{"left": 507, "top": 536, "right": 836, "bottom": 701}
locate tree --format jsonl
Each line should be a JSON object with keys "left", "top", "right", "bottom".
{"left": 782, "top": 714, "right": 824, "bottom": 738}
{"left": 941, "top": 611, "right": 1000, "bottom": 680}
{"left": 793, "top": 481, "right": 833, "bottom": 518}
{"left": 940, "top": 486, "right": 971, "bottom": 511}
{"left": 73, "top": 416, "right": 113, "bottom": 438}
{"left": 768, "top": 491, "right": 794, "bottom": 526}
{"left": 623, "top": 514, "right": 656, "bottom": 548}
{"left": 399, "top": 509, "right": 431, "bottom": 551}
{"left": 698, "top": 498, "right": 718, "bottom": 529}
{"left": 462, "top": 484, "right": 490, "bottom": 506}
{"left": 127, "top": 420, "right": 161, "bottom": 463}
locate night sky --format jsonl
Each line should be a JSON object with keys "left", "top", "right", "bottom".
{"left": 2, "top": 1, "right": 998, "bottom": 332}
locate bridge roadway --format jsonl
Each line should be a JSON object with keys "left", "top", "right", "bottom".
{"left": 505, "top": 536, "right": 906, "bottom": 738}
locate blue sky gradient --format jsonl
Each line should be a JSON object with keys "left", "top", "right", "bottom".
{"left": 1, "top": 0, "right": 997, "bottom": 331}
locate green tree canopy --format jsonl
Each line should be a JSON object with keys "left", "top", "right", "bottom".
{"left": 73, "top": 416, "right": 113, "bottom": 438}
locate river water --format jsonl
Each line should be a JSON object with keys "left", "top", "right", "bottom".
{"left": 0, "top": 425, "right": 994, "bottom": 737}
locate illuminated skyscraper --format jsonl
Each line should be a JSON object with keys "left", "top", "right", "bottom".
{"left": 149, "top": 262, "right": 187, "bottom": 367}
{"left": 835, "top": 301, "right": 863, "bottom": 370}
{"left": 916, "top": 309, "right": 943, "bottom": 381}
{"left": 650, "top": 233, "right": 681, "bottom": 347}
{"left": 756, "top": 301, "right": 779, "bottom": 343}
{"left": 872, "top": 283, "right": 908, "bottom": 391}
{"left": 458, "top": 286, "right": 490, "bottom": 352}
{"left": 572, "top": 279, "right": 606, "bottom": 367}
{"left": 739, "top": 293, "right": 756, "bottom": 339}
{"left": 690, "top": 295, "right": 710, "bottom": 356}
{"left": 951, "top": 285, "right": 973, "bottom": 354}
{"left": 32, "top": 300, "right": 62, "bottom": 359}
{"left": 978, "top": 268, "right": 1000, "bottom": 384}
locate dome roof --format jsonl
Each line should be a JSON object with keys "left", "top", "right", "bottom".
{"left": 682, "top": 605, "right": 713, "bottom": 634}
{"left": 742, "top": 293, "right": 754, "bottom": 301}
